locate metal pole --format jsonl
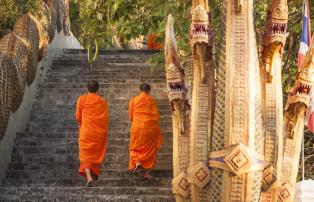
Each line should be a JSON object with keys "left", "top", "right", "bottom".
{"left": 301, "top": 0, "right": 306, "bottom": 182}
{"left": 302, "top": 136, "right": 305, "bottom": 181}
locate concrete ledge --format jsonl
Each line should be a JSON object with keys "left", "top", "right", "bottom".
{"left": 295, "top": 180, "right": 314, "bottom": 202}
{"left": 0, "top": 30, "right": 81, "bottom": 181}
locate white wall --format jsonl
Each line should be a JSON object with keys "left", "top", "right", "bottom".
{"left": 295, "top": 180, "right": 314, "bottom": 202}
{"left": 0, "top": 30, "right": 81, "bottom": 181}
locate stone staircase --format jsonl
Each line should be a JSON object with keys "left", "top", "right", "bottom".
{"left": 0, "top": 50, "right": 174, "bottom": 201}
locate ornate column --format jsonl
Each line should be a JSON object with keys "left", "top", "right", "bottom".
{"left": 208, "top": 0, "right": 265, "bottom": 201}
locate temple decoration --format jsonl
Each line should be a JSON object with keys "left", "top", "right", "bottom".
{"left": 188, "top": 0, "right": 213, "bottom": 201}
{"left": 281, "top": 40, "right": 314, "bottom": 201}
{"left": 0, "top": 33, "right": 30, "bottom": 112}
{"left": 187, "top": 162, "right": 210, "bottom": 189}
{"left": 165, "top": 14, "right": 191, "bottom": 202}
{"left": 208, "top": 0, "right": 264, "bottom": 201}
{"left": 0, "top": 0, "right": 70, "bottom": 140}
{"left": 259, "top": 0, "right": 288, "bottom": 201}
{"left": 172, "top": 172, "right": 190, "bottom": 198}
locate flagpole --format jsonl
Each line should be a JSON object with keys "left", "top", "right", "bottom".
{"left": 301, "top": 0, "right": 306, "bottom": 182}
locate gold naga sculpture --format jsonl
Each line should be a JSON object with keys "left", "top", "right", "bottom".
{"left": 165, "top": 0, "right": 314, "bottom": 201}
{"left": 281, "top": 40, "right": 314, "bottom": 201}
{"left": 0, "top": 0, "right": 70, "bottom": 140}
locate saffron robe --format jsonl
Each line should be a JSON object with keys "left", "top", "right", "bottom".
{"left": 147, "top": 33, "right": 162, "bottom": 50}
{"left": 128, "top": 92, "right": 163, "bottom": 170}
{"left": 76, "top": 93, "right": 109, "bottom": 177}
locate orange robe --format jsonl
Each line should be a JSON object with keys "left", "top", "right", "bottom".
{"left": 147, "top": 33, "right": 162, "bottom": 50}
{"left": 128, "top": 92, "right": 163, "bottom": 171}
{"left": 76, "top": 93, "right": 109, "bottom": 177}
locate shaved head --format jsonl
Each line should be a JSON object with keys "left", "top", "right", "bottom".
{"left": 140, "top": 83, "right": 151, "bottom": 94}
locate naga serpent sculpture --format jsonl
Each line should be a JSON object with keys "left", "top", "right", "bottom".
{"left": 165, "top": 14, "right": 191, "bottom": 202}
{"left": 281, "top": 41, "right": 314, "bottom": 202}
{"left": 259, "top": 0, "right": 288, "bottom": 201}
{"left": 0, "top": 0, "right": 70, "bottom": 140}
{"left": 166, "top": 0, "right": 314, "bottom": 201}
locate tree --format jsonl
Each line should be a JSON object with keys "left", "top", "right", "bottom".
{"left": 0, "top": 0, "right": 41, "bottom": 37}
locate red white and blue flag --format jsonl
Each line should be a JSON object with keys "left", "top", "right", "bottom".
{"left": 298, "top": 0, "right": 311, "bottom": 69}
{"left": 306, "top": 37, "right": 314, "bottom": 132}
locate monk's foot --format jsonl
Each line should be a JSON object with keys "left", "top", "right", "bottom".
{"left": 133, "top": 163, "right": 142, "bottom": 175}
{"left": 85, "top": 180, "right": 94, "bottom": 187}
{"left": 143, "top": 173, "right": 157, "bottom": 180}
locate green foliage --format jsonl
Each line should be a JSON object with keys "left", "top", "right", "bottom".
{"left": 0, "top": 0, "right": 41, "bottom": 37}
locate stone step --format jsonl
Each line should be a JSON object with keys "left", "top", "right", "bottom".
{"left": 27, "top": 115, "right": 173, "bottom": 123}
{"left": 34, "top": 92, "right": 168, "bottom": 100}
{"left": 62, "top": 48, "right": 160, "bottom": 54}
{"left": 11, "top": 146, "right": 172, "bottom": 157}
{"left": 10, "top": 152, "right": 172, "bottom": 163}
{"left": 14, "top": 137, "right": 173, "bottom": 147}
{"left": 8, "top": 160, "right": 172, "bottom": 171}
{"left": 25, "top": 127, "right": 173, "bottom": 135}
{"left": 24, "top": 127, "right": 173, "bottom": 135}
{"left": 0, "top": 194, "right": 175, "bottom": 202}
{"left": 6, "top": 169, "right": 172, "bottom": 180}
{"left": 16, "top": 131, "right": 173, "bottom": 139}
{"left": 0, "top": 186, "right": 173, "bottom": 198}
{"left": 0, "top": 50, "right": 174, "bottom": 201}
{"left": 27, "top": 120, "right": 171, "bottom": 128}
{"left": 2, "top": 176, "right": 172, "bottom": 188}
{"left": 45, "top": 73, "right": 166, "bottom": 79}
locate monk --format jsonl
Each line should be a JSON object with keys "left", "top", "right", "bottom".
{"left": 76, "top": 80, "right": 109, "bottom": 186}
{"left": 128, "top": 83, "right": 163, "bottom": 179}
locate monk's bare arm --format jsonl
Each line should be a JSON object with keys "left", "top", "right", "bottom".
{"left": 75, "top": 96, "right": 82, "bottom": 126}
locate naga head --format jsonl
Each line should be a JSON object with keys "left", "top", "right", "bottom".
{"left": 263, "top": 0, "right": 288, "bottom": 47}
{"left": 286, "top": 43, "right": 314, "bottom": 110}
{"left": 165, "top": 14, "right": 188, "bottom": 135}
{"left": 165, "top": 14, "right": 186, "bottom": 102}
{"left": 190, "top": 5, "right": 212, "bottom": 83}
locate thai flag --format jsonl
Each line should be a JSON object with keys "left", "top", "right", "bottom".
{"left": 306, "top": 35, "right": 314, "bottom": 132}
{"left": 298, "top": 0, "right": 311, "bottom": 69}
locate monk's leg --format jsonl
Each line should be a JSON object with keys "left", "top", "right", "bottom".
{"left": 85, "top": 168, "right": 93, "bottom": 183}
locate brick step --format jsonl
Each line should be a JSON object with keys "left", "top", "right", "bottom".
{"left": 46, "top": 67, "right": 164, "bottom": 73}
{"left": 62, "top": 48, "right": 159, "bottom": 54}
{"left": 52, "top": 58, "right": 149, "bottom": 64}
{"left": 2, "top": 176, "right": 172, "bottom": 188}
{"left": 29, "top": 102, "right": 171, "bottom": 109}
{"left": 8, "top": 160, "right": 172, "bottom": 171}
{"left": 6, "top": 169, "right": 172, "bottom": 179}
{"left": 25, "top": 127, "right": 173, "bottom": 135}
{"left": 11, "top": 146, "right": 172, "bottom": 157}
{"left": 27, "top": 119, "right": 171, "bottom": 127}
{"left": 41, "top": 80, "right": 166, "bottom": 87}
{"left": 15, "top": 131, "right": 173, "bottom": 139}
{"left": 28, "top": 114, "right": 172, "bottom": 122}
{"left": 45, "top": 73, "right": 165, "bottom": 79}
{"left": 0, "top": 194, "right": 175, "bottom": 202}
{"left": 10, "top": 151, "right": 171, "bottom": 162}
{"left": 38, "top": 85, "right": 167, "bottom": 91}
{"left": 34, "top": 93, "right": 168, "bottom": 100}
{"left": 23, "top": 127, "right": 173, "bottom": 135}
{"left": 29, "top": 106, "right": 170, "bottom": 114}
{"left": 14, "top": 137, "right": 173, "bottom": 146}
{"left": 0, "top": 186, "right": 171, "bottom": 196}
{"left": 29, "top": 104, "right": 171, "bottom": 111}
